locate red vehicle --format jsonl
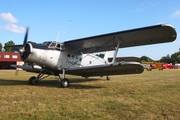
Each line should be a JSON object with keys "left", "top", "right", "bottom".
{"left": 163, "top": 63, "right": 174, "bottom": 69}
{"left": 0, "top": 52, "right": 21, "bottom": 69}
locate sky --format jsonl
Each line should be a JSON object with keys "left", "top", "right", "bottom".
{"left": 0, "top": 0, "right": 180, "bottom": 60}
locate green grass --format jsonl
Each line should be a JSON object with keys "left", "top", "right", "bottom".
{"left": 0, "top": 69, "right": 180, "bottom": 120}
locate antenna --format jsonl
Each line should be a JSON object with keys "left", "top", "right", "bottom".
{"left": 56, "top": 31, "right": 60, "bottom": 42}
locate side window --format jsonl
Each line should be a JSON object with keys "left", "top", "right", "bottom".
{"left": 56, "top": 44, "right": 60, "bottom": 48}
{"left": 67, "top": 54, "right": 70, "bottom": 57}
{"left": 76, "top": 56, "right": 78, "bottom": 60}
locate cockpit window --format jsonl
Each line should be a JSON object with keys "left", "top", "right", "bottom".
{"left": 49, "top": 42, "right": 57, "bottom": 48}
{"left": 42, "top": 41, "right": 65, "bottom": 51}
{"left": 43, "top": 42, "right": 51, "bottom": 47}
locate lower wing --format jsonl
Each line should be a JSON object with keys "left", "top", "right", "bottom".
{"left": 66, "top": 62, "right": 144, "bottom": 77}
{"left": 11, "top": 62, "right": 144, "bottom": 77}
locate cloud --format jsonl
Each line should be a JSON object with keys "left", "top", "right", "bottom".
{"left": 4, "top": 23, "right": 25, "bottom": 33}
{"left": 0, "top": 12, "right": 25, "bottom": 33}
{"left": 171, "top": 10, "right": 180, "bottom": 19}
{"left": 0, "top": 12, "right": 18, "bottom": 23}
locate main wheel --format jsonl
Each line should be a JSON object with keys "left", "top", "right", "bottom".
{"left": 29, "top": 76, "right": 38, "bottom": 85}
{"left": 60, "top": 78, "right": 69, "bottom": 88}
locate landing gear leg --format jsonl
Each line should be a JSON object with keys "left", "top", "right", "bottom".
{"left": 28, "top": 69, "right": 70, "bottom": 88}
{"left": 29, "top": 69, "right": 49, "bottom": 85}
{"left": 60, "top": 69, "right": 69, "bottom": 88}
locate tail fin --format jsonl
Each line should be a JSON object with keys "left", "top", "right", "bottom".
{"left": 104, "top": 50, "right": 116, "bottom": 63}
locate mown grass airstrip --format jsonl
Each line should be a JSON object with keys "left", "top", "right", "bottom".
{"left": 0, "top": 69, "right": 180, "bottom": 120}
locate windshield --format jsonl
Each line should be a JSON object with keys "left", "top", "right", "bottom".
{"left": 42, "top": 41, "right": 65, "bottom": 50}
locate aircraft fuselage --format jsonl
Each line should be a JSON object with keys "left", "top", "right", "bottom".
{"left": 22, "top": 41, "right": 107, "bottom": 70}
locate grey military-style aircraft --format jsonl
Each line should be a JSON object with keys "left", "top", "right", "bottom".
{"left": 10, "top": 24, "right": 177, "bottom": 88}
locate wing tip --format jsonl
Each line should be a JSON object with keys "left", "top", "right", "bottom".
{"left": 160, "top": 24, "right": 177, "bottom": 42}
{"left": 160, "top": 23, "right": 175, "bottom": 29}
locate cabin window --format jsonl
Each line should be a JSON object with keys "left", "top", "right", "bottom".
{"left": 89, "top": 61, "right": 92, "bottom": 64}
{"left": 67, "top": 54, "right": 70, "bottom": 57}
{"left": 79, "top": 58, "right": 82, "bottom": 61}
{"left": 72, "top": 55, "right": 74, "bottom": 59}
{"left": 76, "top": 56, "right": 78, "bottom": 60}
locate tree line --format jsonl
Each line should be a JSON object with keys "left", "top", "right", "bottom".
{"left": 139, "top": 51, "right": 180, "bottom": 64}
{"left": 1, "top": 40, "right": 180, "bottom": 64}
{"left": 0, "top": 40, "right": 15, "bottom": 52}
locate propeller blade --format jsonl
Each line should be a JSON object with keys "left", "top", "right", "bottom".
{"left": 23, "top": 27, "right": 29, "bottom": 47}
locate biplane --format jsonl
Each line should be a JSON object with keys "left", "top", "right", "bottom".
{"left": 9, "top": 24, "right": 177, "bottom": 88}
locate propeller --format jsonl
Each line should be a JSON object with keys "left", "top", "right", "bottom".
{"left": 23, "top": 27, "right": 29, "bottom": 47}
{"left": 16, "top": 27, "right": 29, "bottom": 75}
{"left": 19, "top": 27, "right": 29, "bottom": 53}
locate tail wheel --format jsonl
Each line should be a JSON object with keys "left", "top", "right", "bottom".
{"left": 29, "top": 76, "right": 38, "bottom": 85}
{"left": 60, "top": 78, "right": 69, "bottom": 88}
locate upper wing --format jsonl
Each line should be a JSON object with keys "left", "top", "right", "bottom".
{"left": 66, "top": 62, "right": 144, "bottom": 77}
{"left": 64, "top": 24, "right": 177, "bottom": 53}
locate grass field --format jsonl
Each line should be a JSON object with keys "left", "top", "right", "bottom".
{"left": 0, "top": 69, "right": 180, "bottom": 120}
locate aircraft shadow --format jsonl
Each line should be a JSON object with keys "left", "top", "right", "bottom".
{"left": 0, "top": 78, "right": 105, "bottom": 89}
{"left": 0, "top": 79, "right": 27, "bottom": 86}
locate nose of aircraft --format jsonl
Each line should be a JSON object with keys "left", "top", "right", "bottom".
{"left": 20, "top": 43, "right": 32, "bottom": 60}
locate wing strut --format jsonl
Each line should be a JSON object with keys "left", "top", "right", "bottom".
{"left": 112, "top": 37, "right": 120, "bottom": 64}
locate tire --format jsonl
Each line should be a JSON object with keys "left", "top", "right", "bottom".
{"left": 29, "top": 76, "right": 38, "bottom": 85}
{"left": 60, "top": 78, "right": 69, "bottom": 88}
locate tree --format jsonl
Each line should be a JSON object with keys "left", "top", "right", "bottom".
{"left": 4, "top": 40, "right": 15, "bottom": 52}
{"left": 140, "top": 56, "right": 154, "bottom": 62}
{"left": 171, "top": 51, "right": 180, "bottom": 63}
{"left": 0, "top": 43, "right": 2, "bottom": 52}
{"left": 160, "top": 54, "right": 173, "bottom": 64}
